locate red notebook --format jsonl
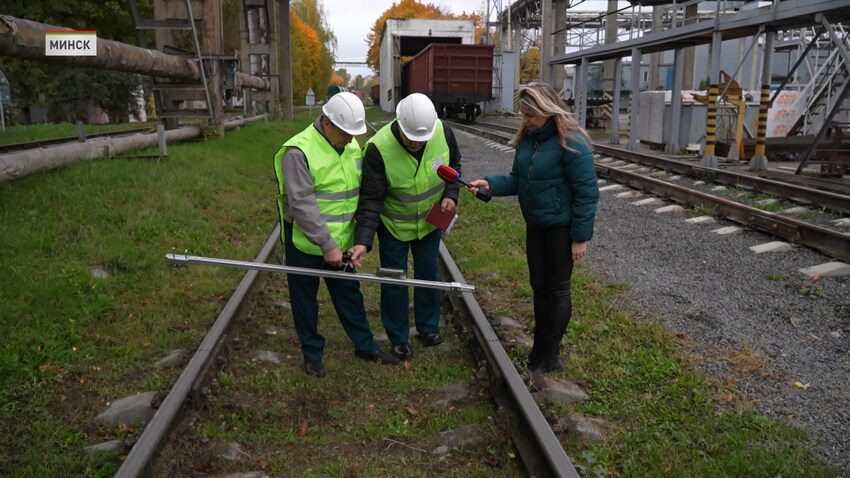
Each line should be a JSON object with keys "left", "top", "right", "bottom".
{"left": 425, "top": 203, "right": 458, "bottom": 233}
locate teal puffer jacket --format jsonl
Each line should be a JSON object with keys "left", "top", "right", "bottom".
{"left": 485, "top": 118, "right": 599, "bottom": 242}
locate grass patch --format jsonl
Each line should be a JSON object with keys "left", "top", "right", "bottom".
{"left": 690, "top": 203, "right": 718, "bottom": 217}
{"left": 0, "top": 113, "right": 313, "bottom": 475}
{"left": 764, "top": 272, "right": 785, "bottom": 282}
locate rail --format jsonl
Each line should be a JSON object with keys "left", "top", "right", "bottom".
{"left": 116, "top": 223, "right": 580, "bottom": 477}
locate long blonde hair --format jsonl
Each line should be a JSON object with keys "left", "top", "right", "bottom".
{"left": 511, "top": 81, "right": 591, "bottom": 151}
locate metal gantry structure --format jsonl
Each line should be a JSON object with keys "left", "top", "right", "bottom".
{"left": 488, "top": 0, "right": 850, "bottom": 173}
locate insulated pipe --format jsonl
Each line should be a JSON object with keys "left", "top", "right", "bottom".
{"left": 0, "top": 15, "right": 200, "bottom": 82}
{"left": 0, "top": 14, "right": 269, "bottom": 91}
{"left": 0, "top": 115, "right": 268, "bottom": 183}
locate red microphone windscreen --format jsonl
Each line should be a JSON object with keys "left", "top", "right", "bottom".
{"left": 437, "top": 164, "right": 459, "bottom": 183}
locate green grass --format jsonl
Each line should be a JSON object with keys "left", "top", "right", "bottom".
{"left": 690, "top": 203, "right": 718, "bottom": 217}
{"left": 0, "top": 109, "right": 842, "bottom": 477}
{"left": 446, "top": 194, "right": 840, "bottom": 477}
{"left": 764, "top": 272, "right": 785, "bottom": 282}
{"left": 0, "top": 112, "right": 313, "bottom": 476}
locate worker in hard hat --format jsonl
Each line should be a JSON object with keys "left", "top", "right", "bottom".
{"left": 349, "top": 93, "right": 463, "bottom": 361}
{"left": 273, "top": 91, "right": 399, "bottom": 378}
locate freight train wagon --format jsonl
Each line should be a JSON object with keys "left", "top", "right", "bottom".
{"left": 403, "top": 43, "right": 494, "bottom": 122}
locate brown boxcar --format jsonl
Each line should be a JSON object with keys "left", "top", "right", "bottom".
{"left": 403, "top": 43, "right": 494, "bottom": 121}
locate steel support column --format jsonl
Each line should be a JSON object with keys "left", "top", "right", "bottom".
{"left": 609, "top": 57, "right": 622, "bottom": 145}
{"left": 576, "top": 57, "right": 589, "bottom": 127}
{"left": 703, "top": 29, "right": 722, "bottom": 168}
{"left": 665, "top": 48, "right": 685, "bottom": 154}
{"left": 541, "top": 0, "right": 553, "bottom": 83}
{"left": 628, "top": 47, "right": 641, "bottom": 151}
{"left": 750, "top": 30, "right": 774, "bottom": 171}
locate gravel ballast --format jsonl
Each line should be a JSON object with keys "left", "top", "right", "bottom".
{"left": 455, "top": 126, "right": 850, "bottom": 472}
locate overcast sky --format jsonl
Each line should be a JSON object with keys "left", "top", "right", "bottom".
{"left": 320, "top": 0, "right": 626, "bottom": 80}
{"left": 321, "top": 0, "right": 485, "bottom": 80}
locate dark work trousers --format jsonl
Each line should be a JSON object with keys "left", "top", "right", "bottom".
{"left": 377, "top": 227, "right": 442, "bottom": 346}
{"left": 283, "top": 220, "right": 378, "bottom": 363}
{"left": 525, "top": 224, "right": 575, "bottom": 366}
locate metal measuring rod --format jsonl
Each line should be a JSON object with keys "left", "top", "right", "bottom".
{"left": 165, "top": 251, "right": 475, "bottom": 295}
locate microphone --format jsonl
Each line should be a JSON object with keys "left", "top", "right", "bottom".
{"left": 436, "top": 164, "right": 492, "bottom": 202}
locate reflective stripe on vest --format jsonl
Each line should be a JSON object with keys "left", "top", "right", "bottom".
{"left": 367, "top": 120, "right": 449, "bottom": 241}
{"left": 273, "top": 124, "right": 362, "bottom": 255}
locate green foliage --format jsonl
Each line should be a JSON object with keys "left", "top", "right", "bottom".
{"left": 763, "top": 272, "right": 785, "bottom": 282}
{"left": 690, "top": 203, "right": 718, "bottom": 217}
{"left": 799, "top": 285, "right": 828, "bottom": 299}
{"left": 0, "top": 1, "right": 153, "bottom": 124}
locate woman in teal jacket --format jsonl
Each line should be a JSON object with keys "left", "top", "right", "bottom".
{"left": 470, "top": 82, "right": 599, "bottom": 373}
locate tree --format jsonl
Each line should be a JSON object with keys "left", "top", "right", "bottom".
{"left": 329, "top": 72, "right": 345, "bottom": 86}
{"left": 520, "top": 46, "right": 541, "bottom": 83}
{"left": 0, "top": 0, "right": 153, "bottom": 123}
{"left": 290, "top": 10, "right": 323, "bottom": 104}
{"left": 292, "top": 0, "right": 334, "bottom": 98}
{"left": 333, "top": 68, "right": 350, "bottom": 87}
{"left": 365, "top": 0, "right": 481, "bottom": 73}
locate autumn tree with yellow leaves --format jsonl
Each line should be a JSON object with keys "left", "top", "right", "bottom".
{"left": 521, "top": 45, "right": 541, "bottom": 83}
{"left": 291, "top": 0, "right": 335, "bottom": 98}
{"left": 290, "top": 11, "right": 324, "bottom": 103}
{"left": 365, "top": 0, "right": 481, "bottom": 73}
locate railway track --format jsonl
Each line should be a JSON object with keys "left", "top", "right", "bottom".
{"left": 113, "top": 225, "right": 581, "bottom": 477}
{"left": 104, "top": 117, "right": 848, "bottom": 476}
{"left": 447, "top": 119, "right": 850, "bottom": 263}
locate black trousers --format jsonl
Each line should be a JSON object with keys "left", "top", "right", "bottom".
{"left": 526, "top": 224, "right": 574, "bottom": 366}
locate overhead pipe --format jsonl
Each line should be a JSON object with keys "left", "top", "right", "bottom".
{"left": 0, "top": 14, "right": 269, "bottom": 90}
{"left": 0, "top": 15, "right": 200, "bottom": 82}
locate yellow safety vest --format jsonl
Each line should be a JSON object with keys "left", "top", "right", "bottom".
{"left": 366, "top": 120, "right": 449, "bottom": 241}
{"left": 273, "top": 124, "right": 362, "bottom": 255}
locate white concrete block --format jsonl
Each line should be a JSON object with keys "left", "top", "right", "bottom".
{"left": 712, "top": 226, "right": 744, "bottom": 235}
{"left": 654, "top": 205, "right": 686, "bottom": 214}
{"left": 799, "top": 262, "right": 850, "bottom": 278}
{"left": 632, "top": 197, "right": 660, "bottom": 206}
{"left": 686, "top": 216, "right": 717, "bottom": 225}
{"left": 749, "top": 241, "right": 794, "bottom": 254}
{"left": 616, "top": 191, "right": 643, "bottom": 199}
{"left": 599, "top": 184, "right": 624, "bottom": 192}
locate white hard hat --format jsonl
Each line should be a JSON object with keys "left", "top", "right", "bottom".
{"left": 396, "top": 93, "right": 437, "bottom": 141}
{"left": 322, "top": 91, "right": 367, "bottom": 135}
